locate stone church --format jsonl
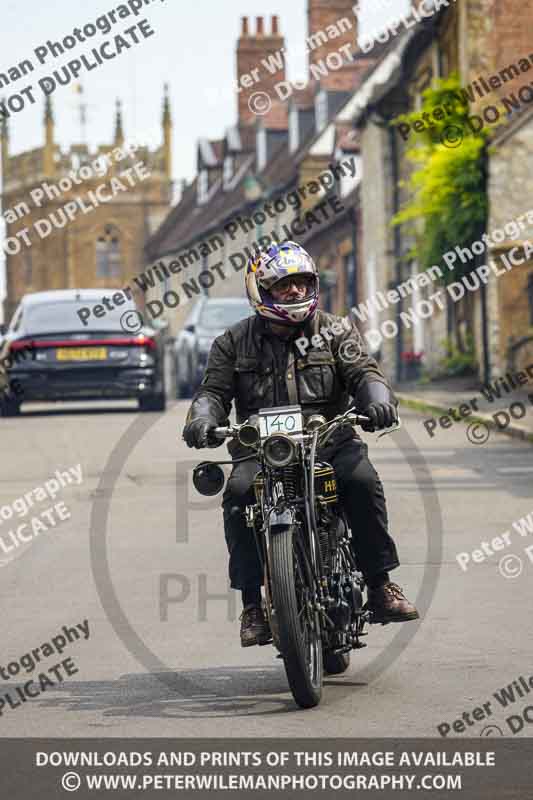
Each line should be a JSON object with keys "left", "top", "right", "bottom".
{"left": 1, "top": 90, "right": 173, "bottom": 323}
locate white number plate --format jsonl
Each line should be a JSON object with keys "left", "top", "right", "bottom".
{"left": 259, "top": 405, "right": 303, "bottom": 439}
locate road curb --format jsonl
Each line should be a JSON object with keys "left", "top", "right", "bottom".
{"left": 397, "top": 393, "right": 533, "bottom": 445}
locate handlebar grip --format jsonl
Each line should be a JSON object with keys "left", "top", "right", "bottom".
{"left": 211, "top": 427, "right": 230, "bottom": 439}
{"left": 205, "top": 426, "right": 232, "bottom": 446}
{"left": 347, "top": 413, "right": 371, "bottom": 425}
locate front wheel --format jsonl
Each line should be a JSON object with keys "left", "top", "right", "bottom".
{"left": 270, "top": 525, "right": 323, "bottom": 709}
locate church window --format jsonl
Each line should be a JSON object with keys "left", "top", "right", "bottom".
{"left": 96, "top": 226, "right": 122, "bottom": 277}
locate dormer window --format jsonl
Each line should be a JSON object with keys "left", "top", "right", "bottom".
{"left": 257, "top": 127, "right": 267, "bottom": 172}
{"left": 315, "top": 90, "right": 328, "bottom": 132}
{"left": 197, "top": 169, "right": 208, "bottom": 205}
{"left": 223, "top": 156, "right": 234, "bottom": 189}
{"left": 289, "top": 107, "right": 299, "bottom": 153}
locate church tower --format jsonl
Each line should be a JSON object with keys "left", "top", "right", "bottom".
{"left": 0, "top": 113, "right": 8, "bottom": 184}
{"left": 43, "top": 96, "right": 55, "bottom": 177}
{"left": 162, "top": 83, "right": 172, "bottom": 181}
{"left": 114, "top": 99, "right": 125, "bottom": 147}
{"left": 2, "top": 90, "right": 174, "bottom": 323}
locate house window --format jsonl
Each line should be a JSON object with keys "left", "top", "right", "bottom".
{"left": 257, "top": 127, "right": 267, "bottom": 172}
{"left": 201, "top": 254, "right": 209, "bottom": 297}
{"left": 344, "top": 253, "right": 356, "bottom": 310}
{"left": 289, "top": 107, "right": 299, "bottom": 153}
{"left": 96, "top": 227, "right": 122, "bottom": 278}
{"left": 197, "top": 169, "right": 208, "bottom": 204}
{"left": 315, "top": 90, "right": 328, "bottom": 132}
{"left": 223, "top": 156, "right": 234, "bottom": 189}
{"left": 528, "top": 273, "right": 533, "bottom": 325}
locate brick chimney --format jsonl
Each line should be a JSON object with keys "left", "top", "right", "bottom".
{"left": 459, "top": 0, "right": 533, "bottom": 107}
{"left": 307, "top": 0, "right": 361, "bottom": 89}
{"left": 236, "top": 15, "right": 286, "bottom": 126}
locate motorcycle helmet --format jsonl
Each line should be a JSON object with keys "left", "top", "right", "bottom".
{"left": 245, "top": 241, "right": 319, "bottom": 326}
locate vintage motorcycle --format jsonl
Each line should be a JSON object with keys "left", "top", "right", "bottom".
{"left": 192, "top": 404, "right": 400, "bottom": 709}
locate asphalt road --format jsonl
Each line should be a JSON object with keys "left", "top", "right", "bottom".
{"left": 0, "top": 398, "right": 532, "bottom": 738}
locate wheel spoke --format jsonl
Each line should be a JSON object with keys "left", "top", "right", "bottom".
{"left": 292, "top": 537, "right": 321, "bottom": 685}
{"left": 270, "top": 525, "right": 323, "bottom": 707}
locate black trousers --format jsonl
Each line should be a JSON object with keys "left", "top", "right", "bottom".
{"left": 221, "top": 438, "right": 400, "bottom": 590}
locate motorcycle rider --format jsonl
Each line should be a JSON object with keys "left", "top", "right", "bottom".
{"left": 183, "top": 241, "right": 419, "bottom": 647}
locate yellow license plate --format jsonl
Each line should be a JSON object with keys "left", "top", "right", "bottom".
{"left": 56, "top": 348, "right": 108, "bottom": 361}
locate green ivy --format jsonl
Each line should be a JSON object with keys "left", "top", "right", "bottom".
{"left": 391, "top": 74, "right": 489, "bottom": 283}
{"left": 437, "top": 334, "right": 478, "bottom": 377}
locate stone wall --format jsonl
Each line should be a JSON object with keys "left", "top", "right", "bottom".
{"left": 487, "top": 115, "right": 533, "bottom": 376}
{"left": 359, "top": 119, "right": 397, "bottom": 377}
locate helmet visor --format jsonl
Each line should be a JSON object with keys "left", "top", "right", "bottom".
{"left": 270, "top": 274, "right": 316, "bottom": 301}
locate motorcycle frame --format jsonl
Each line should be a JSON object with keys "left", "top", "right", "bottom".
{"left": 195, "top": 406, "right": 401, "bottom": 651}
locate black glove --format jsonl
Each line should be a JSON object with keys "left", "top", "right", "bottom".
{"left": 357, "top": 381, "right": 398, "bottom": 432}
{"left": 183, "top": 417, "right": 217, "bottom": 449}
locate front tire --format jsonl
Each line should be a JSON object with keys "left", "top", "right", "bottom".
{"left": 270, "top": 525, "right": 323, "bottom": 709}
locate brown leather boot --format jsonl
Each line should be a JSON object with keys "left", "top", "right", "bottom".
{"left": 240, "top": 604, "right": 272, "bottom": 647}
{"left": 367, "top": 582, "right": 419, "bottom": 623}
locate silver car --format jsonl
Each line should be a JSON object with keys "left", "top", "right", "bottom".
{"left": 174, "top": 297, "right": 252, "bottom": 398}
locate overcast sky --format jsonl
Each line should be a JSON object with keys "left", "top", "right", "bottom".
{"left": 0, "top": 0, "right": 410, "bottom": 317}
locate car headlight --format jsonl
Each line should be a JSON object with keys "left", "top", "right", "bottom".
{"left": 263, "top": 433, "right": 296, "bottom": 468}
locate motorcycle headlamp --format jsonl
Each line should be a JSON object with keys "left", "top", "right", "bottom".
{"left": 238, "top": 423, "right": 260, "bottom": 448}
{"left": 306, "top": 414, "right": 326, "bottom": 432}
{"left": 263, "top": 433, "right": 296, "bottom": 468}
{"left": 192, "top": 462, "right": 225, "bottom": 496}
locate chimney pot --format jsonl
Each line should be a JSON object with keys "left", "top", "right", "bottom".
{"left": 256, "top": 16, "right": 264, "bottom": 35}
{"left": 241, "top": 16, "right": 249, "bottom": 36}
{"left": 271, "top": 15, "right": 279, "bottom": 35}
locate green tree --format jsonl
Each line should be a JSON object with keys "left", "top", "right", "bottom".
{"left": 392, "top": 74, "right": 488, "bottom": 280}
{"left": 391, "top": 74, "right": 490, "bottom": 357}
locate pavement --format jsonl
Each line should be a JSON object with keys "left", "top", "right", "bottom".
{"left": 395, "top": 374, "right": 533, "bottom": 444}
{"left": 0, "top": 397, "right": 532, "bottom": 737}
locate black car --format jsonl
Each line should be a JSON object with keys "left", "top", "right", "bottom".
{"left": 0, "top": 289, "right": 167, "bottom": 416}
{"left": 174, "top": 296, "right": 252, "bottom": 398}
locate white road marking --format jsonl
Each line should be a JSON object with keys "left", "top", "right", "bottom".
{"left": 496, "top": 467, "right": 533, "bottom": 474}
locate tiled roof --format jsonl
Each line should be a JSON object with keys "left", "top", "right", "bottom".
{"left": 146, "top": 37, "right": 386, "bottom": 262}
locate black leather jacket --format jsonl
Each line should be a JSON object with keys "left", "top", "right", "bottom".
{"left": 185, "top": 310, "right": 397, "bottom": 452}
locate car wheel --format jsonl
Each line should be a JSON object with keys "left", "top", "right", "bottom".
{"left": 1, "top": 395, "right": 21, "bottom": 417}
{"left": 139, "top": 393, "right": 166, "bottom": 412}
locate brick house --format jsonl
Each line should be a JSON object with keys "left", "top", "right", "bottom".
{"left": 144, "top": 2, "right": 380, "bottom": 338}
{"left": 323, "top": 0, "right": 533, "bottom": 382}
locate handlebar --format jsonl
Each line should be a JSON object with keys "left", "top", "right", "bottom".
{"left": 209, "top": 426, "right": 235, "bottom": 441}
{"left": 207, "top": 410, "right": 400, "bottom": 446}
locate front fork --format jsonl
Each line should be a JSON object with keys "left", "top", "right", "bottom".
{"left": 246, "top": 504, "right": 324, "bottom": 650}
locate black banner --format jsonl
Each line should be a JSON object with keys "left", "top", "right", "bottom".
{"left": 0, "top": 738, "right": 531, "bottom": 798}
